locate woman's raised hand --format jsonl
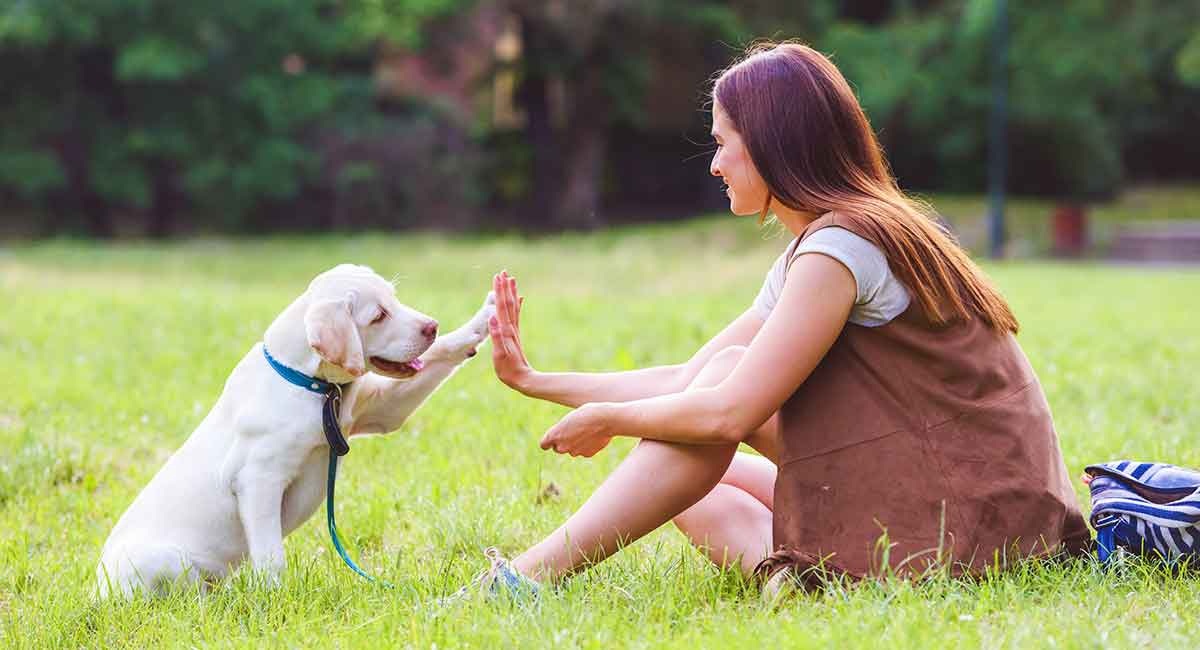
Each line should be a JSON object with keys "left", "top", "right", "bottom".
{"left": 489, "top": 270, "right": 533, "bottom": 390}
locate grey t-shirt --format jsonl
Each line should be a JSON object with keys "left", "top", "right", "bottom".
{"left": 753, "top": 227, "right": 911, "bottom": 327}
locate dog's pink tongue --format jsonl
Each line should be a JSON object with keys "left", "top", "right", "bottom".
{"left": 409, "top": 358, "right": 425, "bottom": 372}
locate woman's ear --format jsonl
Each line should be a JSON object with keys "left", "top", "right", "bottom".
{"left": 303, "top": 293, "right": 365, "bottom": 377}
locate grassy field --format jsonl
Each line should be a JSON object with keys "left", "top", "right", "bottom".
{"left": 2, "top": 214, "right": 1199, "bottom": 648}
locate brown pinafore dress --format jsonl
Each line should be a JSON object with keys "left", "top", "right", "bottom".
{"left": 757, "top": 213, "right": 1091, "bottom": 584}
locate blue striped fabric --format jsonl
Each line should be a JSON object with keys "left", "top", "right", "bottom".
{"left": 1086, "top": 461, "right": 1200, "bottom": 562}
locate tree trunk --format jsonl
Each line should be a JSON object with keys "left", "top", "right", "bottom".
{"left": 70, "top": 46, "right": 123, "bottom": 239}
{"left": 147, "top": 160, "right": 178, "bottom": 239}
{"left": 555, "top": 50, "right": 609, "bottom": 229}
{"left": 556, "top": 125, "right": 606, "bottom": 229}
{"left": 82, "top": 190, "right": 114, "bottom": 239}
{"left": 515, "top": 11, "right": 560, "bottom": 228}
{"left": 53, "top": 131, "right": 113, "bottom": 238}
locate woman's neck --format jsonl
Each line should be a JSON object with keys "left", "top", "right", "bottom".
{"left": 772, "top": 203, "right": 822, "bottom": 237}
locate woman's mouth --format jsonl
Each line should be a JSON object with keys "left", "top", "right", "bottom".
{"left": 369, "top": 356, "right": 424, "bottom": 378}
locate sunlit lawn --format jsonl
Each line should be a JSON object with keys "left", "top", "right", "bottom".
{"left": 1, "top": 206, "right": 1198, "bottom": 648}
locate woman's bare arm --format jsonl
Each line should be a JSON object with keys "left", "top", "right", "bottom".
{"left": 538, "top": 253, "right": 856, "bottom": 455}
{"left": 489, "top": 271, "right": 764, "bottom": 408}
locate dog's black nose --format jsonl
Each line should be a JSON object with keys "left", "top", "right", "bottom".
{"left": 422, "top": 320, "right": 438, "bottom": 340}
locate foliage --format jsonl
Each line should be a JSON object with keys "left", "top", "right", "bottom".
{"left": 813, "top": 0, "right": 1200, "bottom": 198}
{"left": 0, "top": 0, "right": 473, "bottom": 236}
{"left": 0, "top": 1, "right": 1198, "bottom": 235}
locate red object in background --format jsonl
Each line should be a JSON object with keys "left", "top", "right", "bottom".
{"left": 1052, "top": 203, "right": 1088, "bottom": 257}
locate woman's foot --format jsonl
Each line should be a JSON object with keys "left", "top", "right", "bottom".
{"left": 445, "top": 547, "right": 541, "bottom": 603}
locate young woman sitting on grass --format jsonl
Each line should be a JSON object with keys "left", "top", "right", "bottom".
{"left": 468, "top": 41, "right": 1090, "bottom": 596}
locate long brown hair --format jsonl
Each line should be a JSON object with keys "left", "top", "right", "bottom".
{"left": 714, "top": 41, "right": 1018, "bottom": 333}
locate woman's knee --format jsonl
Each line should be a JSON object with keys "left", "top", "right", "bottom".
{"left": 719, "top": 452, "right": 777, "bottom": 510}
{"left": 689, "top": 345, "right": 747, "bottom": 389}
{"left": 674, "top": 452, "right": 776, "bottom": 532}
{"left": 633, "top": 437, "right": 737, "bottom": 482}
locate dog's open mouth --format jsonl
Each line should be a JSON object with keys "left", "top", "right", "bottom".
{"left": 370, "top": 356, "right": 425, "bottom": 378}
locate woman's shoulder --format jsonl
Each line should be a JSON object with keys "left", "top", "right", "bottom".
{"left": 790, "top": 225, "right": 911, "bottom": 325}
{"left": 801, "top": 211, "right": 877, "bottom": 241}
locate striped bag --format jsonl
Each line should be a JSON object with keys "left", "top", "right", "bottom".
{"left": 1085, "top": 461, "right": 1200, "bottom": 563}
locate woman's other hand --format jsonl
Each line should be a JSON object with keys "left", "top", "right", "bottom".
{"left": 490, "top": 270, "right": 534, "bottom": 391}
{"left": 540, "top": 403, "right": 615, "bottom": 458}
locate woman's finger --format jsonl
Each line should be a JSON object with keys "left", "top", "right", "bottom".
{"left": 506, "top": 276, "right": 519, "bottom": 325}
{"left": 503, "top": 273, "right": 516, "bottom": 321}
{"left": 498, "top": 273, "right": 515, "bottom": 321}
{"left": 496, "top": 272, "right": 511, "bottom": 324}
{"left": 492, "top": 274, "right": 508, "bottom": 323}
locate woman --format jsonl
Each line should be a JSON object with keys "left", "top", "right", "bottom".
{"left": 470, "top": 42, "right": 1089, "bottom": 595}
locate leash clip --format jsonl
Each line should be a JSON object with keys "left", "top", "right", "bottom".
{"left": 323, "top": 385, "right": 351, "bottom": 457}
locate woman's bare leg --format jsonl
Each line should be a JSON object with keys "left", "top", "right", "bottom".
{"left": 672, "top": 451, "right": 776, "bottom": 574}
{"left": 512, "top": 438, "right": 738, "bottom": 582}
{"left": 511, "top": 346, "right": 756, "bottom": 582}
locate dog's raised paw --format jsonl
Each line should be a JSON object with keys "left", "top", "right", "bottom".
{"left": 471, "top": 296, "right": 498, "bottom": 334}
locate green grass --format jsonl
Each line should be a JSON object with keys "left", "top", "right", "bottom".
{"left": 2, "top": 213, "right": 1199, "bottom": 648}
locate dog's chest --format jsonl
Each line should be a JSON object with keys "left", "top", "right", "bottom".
{"left": 280, "top": 445, "right": 332, "bottom": 536}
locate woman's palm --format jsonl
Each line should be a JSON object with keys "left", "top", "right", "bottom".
{"left": 490, "top": 271, "right": 532, "bottom": 387}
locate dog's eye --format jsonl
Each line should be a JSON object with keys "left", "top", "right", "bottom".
{"left": 371, "top": 310, "right": 388, "bottom": 325}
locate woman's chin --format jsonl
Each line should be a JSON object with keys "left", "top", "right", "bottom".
{"left": 725, "top": 195, "right": 755, "bottom": 217}
{"left": 729, "top": 203, "right": 757, "bottom": 217}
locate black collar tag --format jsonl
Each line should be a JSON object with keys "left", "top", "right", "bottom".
{"left": 323, "top": 389, "right": 350, "bottom": 457}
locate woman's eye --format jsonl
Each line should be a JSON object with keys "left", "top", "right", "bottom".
{"left": 371, "top": 311, "right": 388, "bottom": 325}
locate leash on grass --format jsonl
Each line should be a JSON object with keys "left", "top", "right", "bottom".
{"left": 262, "top": 345, "right": 393, "bottom": 588}
{"left": 322, "top": 386, "right": 394, "bottom": 588}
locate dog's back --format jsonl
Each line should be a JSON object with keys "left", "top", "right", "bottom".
{"left": 96, "top": 345, "right": 314, "bottom": 597}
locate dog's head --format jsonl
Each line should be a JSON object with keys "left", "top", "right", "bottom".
{"left": 303, "top": 264, "right": 437, "bottom": 381}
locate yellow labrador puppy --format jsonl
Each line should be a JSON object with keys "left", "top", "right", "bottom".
{"left": 97, "top": 264, "right": 494, "bottom": 597}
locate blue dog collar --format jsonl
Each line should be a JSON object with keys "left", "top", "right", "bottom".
{"left": 262, "top": 345, "right": 341, "bottom": 395}
{"left": 261, "top": 344, "right": 350, "bottom": 457}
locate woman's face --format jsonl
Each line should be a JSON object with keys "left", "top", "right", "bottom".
{"left": 710, "top": 103, "right": 770, "bottom": 217}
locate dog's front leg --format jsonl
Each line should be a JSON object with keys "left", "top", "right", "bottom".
{"left": 349, "top": 294, "right": 495, "bottom": 435}
{"left": 234, "top": 467, "right": 289, "bottom": 583}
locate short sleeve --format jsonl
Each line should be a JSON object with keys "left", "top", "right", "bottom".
{"left": 786, "top": 227, "right": 911, "bottom": 327}
{"left": 752, "top": 240, "right": 795, "bottom": 319}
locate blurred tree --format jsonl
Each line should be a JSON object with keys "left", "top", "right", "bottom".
{"left": 498, "top": 0, "right": 747, "bottom": 228}
{"left": 501, "top": 0, "right": 1199, "bottom": 223}
{"left": 500, "top": 0, "right": 851, "bottom": 228}
{"left": 0, "top": 0, "right": 1197, "bottom": 235}
{"left": 818, "top": 0, "right": 1200, "bottom": 198}
{"left": 0, "top": 0, "right": 467, "bottom": 237}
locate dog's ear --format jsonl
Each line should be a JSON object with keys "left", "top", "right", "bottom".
{"left": 304, "top": 293, "right": 365, "bottom": 377}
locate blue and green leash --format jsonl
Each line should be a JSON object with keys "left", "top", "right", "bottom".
{"left": 263, "top": 345, "right": 393, "bottom": 588}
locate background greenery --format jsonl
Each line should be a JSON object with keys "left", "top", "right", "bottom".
{"left": 3, "top": 1, "right": 1198, "bottom": 237}
{"left": 1, "top": 203, "right": 1198, "bottom": 647}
